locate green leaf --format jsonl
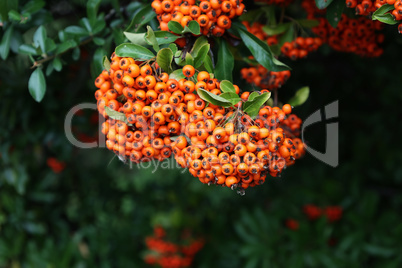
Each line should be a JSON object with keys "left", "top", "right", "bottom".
{"left": 372, "top": 13, "right": 398, "bottom": 25}
{"left": 145, "top": 26, "right": 159, "bottom": 52}
{"left": 80, "top": 17, "right": 92, "bottom": 33}
{"left": 315, "top": 0, "right": 334, "bottom": 9}
{"left": 105, "top": 106, "right": 129, "bottom": 124}
{"left": 45, "top": 38, "right": 56, "bottom": 53}
{"left": 46, "top": 61, "right": 54, "bottom": 76}
{"left": 33, "top": 26, "right": 47, "bottom": 52}
{"left": 220, "top": 92, "right": 241, "bottom": 105}
{"left": 18, "top": 44, "right": 38, "bottom": 55}
{"left": 326, "top": 0, "right": 345, "bottom": 28}
{"left": 115, "top": 43, "right": 155, "bottom": 60}
{"left": 0, "top": 25, "right": 13, "bottom": 60}
{"left": 182, "top": 21, "right": 201, "bottom": 35}
{"left": 191, "top": 36, "right": 208, "bottom": 56}
{"left": 243, "top": 92, "right": 271, "bottom": 118}
{"left": 234, "top": 22, "right": 290, "bottom": 72}
{"left": 215, "top": 39, "right": 234, "bottom": 81}
{"left": 373, "top": 3, "right": 394, "bottom": 16}
{"left": 55, "top": 40, "right": 77, "bottom": 54}
{"left": 87, "top": 0, "right": 101, "bottom": 23}
{"left": 8, "top": 10, "right": 21, "bottom": 21}
{"left": 279, "top": 25, "right": 295, "bottom": 46}
{"left": 169, "top": 69, "right": 185, "bottom": 80}
{"left": 93, "top": 37, "right": 105, "bottom": 45}
{"left": 202, "top": 54, "right": 214, "bottom": 73}
{"left": 174, "top": 50, "right": 185, "bottom": 66}
{"left": 92, "top": 19, "right": 106, "bottom": 34}
{"left": 197, "top": 89, "right": 233, "bottom": 107}
{"left": 156, "top": 48, "right": 174, "bottom": 74}
{"left": 194, "top": 44, "right": 210, "bottom": 68}
{"left": 288, "top": 86, "right": 309, "bottom": 107}
{"left": 72, "top": 47, "right": 80, "bottom": 61}
{"left": 297, "top": 19, "right": 320, "bottom": 28}
{"left": 248, "top": 92, "right": 260, "bottom": 102}
{"left": 53, "top": 57, "right": 62, "bottom": 72}
{"left": 102, "top": 55, "right": 111, "bottom": 71}
{"left": 167, "top": 21, "right": 184, "bottom": 34}
{"left": 168, "top": 43, "right": 178, "bottom": 55}
{"left": 125, "top": 4, "right": 156, "bottom": 33}
{"left": 65, "top": 26, "right": 88, "bottom": 37}
{"left": 125, "top": 31, "right": 181, "bottom": 46}
{"left": 21, "top": 0, "right": 45, "bottom": 14}
{"left": 28, "top": 68, "right": 46, "bottom": 102}
{"left": 220, "top": 80, "right": 236, "bottom": 93}
{"left": 363, "top": 244, "right": 396, "bottom": 257}
{"left": 185, "top": 53, "right": 194, "bottom": 66}
{"left": 262, "top": 23, "right": 291, "bottom": 36}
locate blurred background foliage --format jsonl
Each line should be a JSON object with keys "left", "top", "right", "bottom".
{"left": 1, "top": 0, "right": 402, "bottom": 267}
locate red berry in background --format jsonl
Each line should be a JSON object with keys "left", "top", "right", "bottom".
{"left": 325, "top": 206, "right": 343, "bottom": 222}
{"left": 303, "top": 204, "right": 322, "bottom": 220}
{"left": 285, "top": 219, "right": 300, "bottom": 230}
{"left": 46, "top": 157, "right": 66, "bottom": 173}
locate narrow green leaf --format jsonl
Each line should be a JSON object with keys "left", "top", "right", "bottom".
{"left": 21, "top": 0, "right": 45, "bottom": 14}
{"left": 326, "top": 0, "right": 345, "bottom": 28}
{"left": 220, "top": 92, "right": 241, "bottom": 105}
{"left": 197, "top": 89, "right": 233, "bottom": 107}
{"left": 168, "top": 21, "right": 184, "bottom": 34}
{"left": 33, "top": 26, "right": 47, "bottom": 52}
{"left": 45, "top": 38, "right": 56, "bottom": 53}
{"left": 174, "top": 50, "right": 185, "bottom": 66}
{"left": 55, "top": 40, "right": 77, "bottom": 54}
{"left": 53, "top": 57, "right": 62, "bottom": 72}
{"left": 315, "top": 0, "right": 335, "bottom": 9}
{"left": 102, "top": 55, "right": 111, "bottom": 71}
{"left": 373, "top": 13, "right": 398, "bottom": 25}
{"left": 262, "top": 23, "right": 291, "bottom": 36}
{"left": 194, "top": 44, "right": 210, "bottom": 68}
{"left": 288, "top": 86, "right": 309, "bottom": 107}
{"left": 234, "top": 22, "right": 290, "bottom": 72}
{"left": 248, "top": 92, "right": 260, "bottom": 102}
{"left": 156, "top": 48, "right": 173, "bottom": 73}
{"left": 191, "top": 36, "right": 208, "bottom": 56}
{"left": 92, "top": 19, "right": 106, "bottom": 34}
{"left": 0, "top": 25, "right": 13, "bottom": 60}
{"left": 182, "top": 21, "right": 201, "bottom": 35}
{"left": 220, "top": 80, "right": 236, "bottom": 93}
{"left": 28, "top": 68, "right": 46, "bottom": 102}
{"left": 8, "top": 10, "right": 21, "bottom": 21}
{"left": 125, "top": 31, "right": 181, "bottom": 46}
{"left": 243, "top": 92, "right": 271, "bottom": 118}
{"left": 115, "top": 43, "right": 155, "bottom": 60}
{"left": 153, "top": 31, "right": 181, "bottom": 44}
{"left": 72, "top": 47, "right": 80, "bottom": 61}
{"left": 65, "top": 26, "right": 88, "bottom": 37}
{"left": 279, "top": 25, "right": 295, "bottom": 46}
{"left": 145, "top": 26, "right": 159, "bottom": 52}
{"left": 93, "top": 37, "right": 105, "bottom": 45}
{"left": 185, "top": 53, "right": 194, "bottom": 66}
{"left": 18, "top": 44, "right": 38, "bottom": 55}
{"left": 215, "top": 39, "right": 234, "bottom": 81}
{"left": 297, "top": 19, "right": 320, "bottom": 28}
{"left": 202, "top": 54, "right": 214, "bottom": 74}
{"left": 87, "top": 0, "right": 101, "bottom": 22}
{"left": 105, "top": 106, "right": 129, "bottom": 124}
{"left": 46, "top": 61, "right": 54, "bottom": 76}
{"left": 125, "top": 4, "right": 156, "bottom": 32}
{"left": 373, "top": 4, "right": 394, "bottom": 16}
{"left": 169, "top": 43, "right": 178, "bottom": 55}
{"left": 124, "top": 32, "right": 148, "bottom": 46}
{"left": 169, "top": 69, "right": 185, "bottom": 80}
{"left": 80, "top": 18, "right": 92, "bottom": 34}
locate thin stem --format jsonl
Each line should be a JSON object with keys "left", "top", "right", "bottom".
{"left": 30, "top": 37, "right": 93, "bottom": 69}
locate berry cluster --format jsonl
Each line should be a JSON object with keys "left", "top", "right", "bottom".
{"left": 240, "top": 65, "right": 291, "bottom": 90}
{"left": 152, "top": 0, "right": 245, "bottom": 36}
{"left": 94, "top": 52, "right": 305, "bottom": 193}
{"left": 302, "top": 0, "right": 384, "bottom": 57}
{"left": 144, "top": 226, "right": 204, "bottom": 268}
{"left": 281, "top": 36, "right": 323, "bottom": 60}
{"left": 172, "top": 104, "right": 305, "bottom": 194}
{"left": 242, "top": 21, "right": 322, "bottom": 60}
{"left": 346, "top": 0, "right": 402, "bottom": 33}
{"left": 280, "top": 113, "right": 303, "bottom": 137}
